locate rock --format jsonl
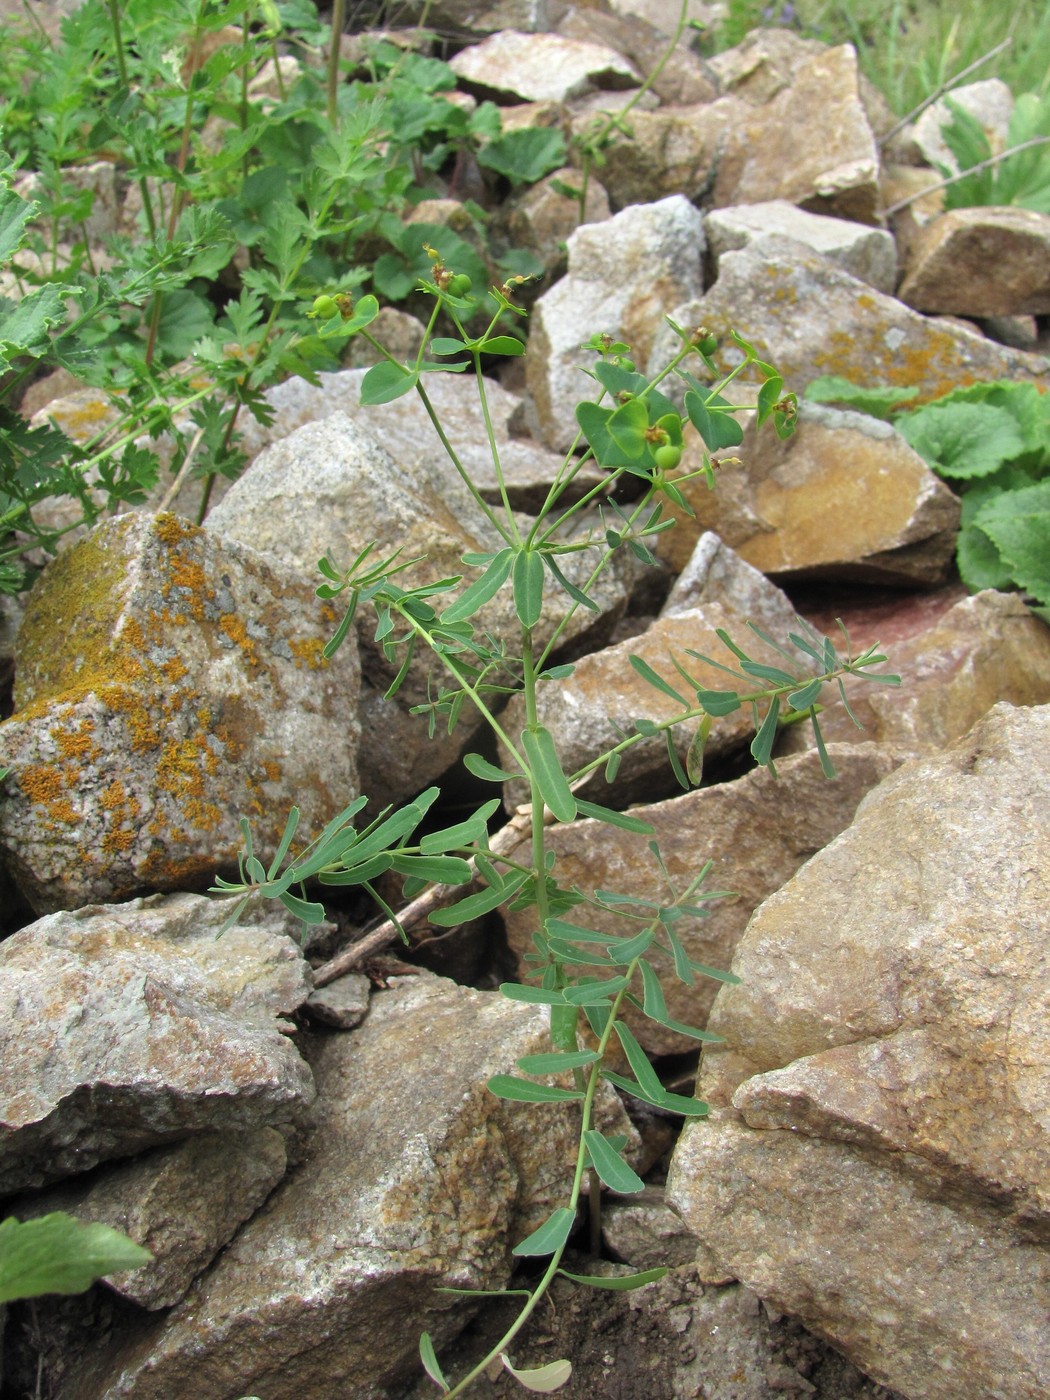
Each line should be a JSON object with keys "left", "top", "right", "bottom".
{"left": 783, "top": 589, "right": 1050, "bottom": 757}
{"left": 651, "top": 235, "right": 1050, "bottom": 402}
{"left": 705, "top": 200, "right": 897, "bottom": 292}
{"left": 911, "top": 78, "right": 1013, "bottom": 175}
{"left": 449, "top": 30, "right": 639, "bottom": 104}
{"left": 654, "top": 400, "right": 961, "bottom": 583}
{"left": 983, "top": 313, "right": 1040, "bottom": 351}
{"left": 668, "top": 702, "right": 1050, "bottom": 1400}
{"left": 897, "top": 207, "right": 1050, "bottom": 316}
{"left": 503, "top": 166, "right": 611, "bottom": 277}
{"left": 208, "top": 414, "right": 631, "bottom": 710}
{"left": 0, "top": 892, "right": 314, "bottom": 1195}
{"left": 234, "top": 366, "right": 586, "bottom": 516}
{"left": 498, "top": 531, "right": 797, "bottom": 803}
{"left": 305, "top": 972, "right": 371, "bottom": 1029}
{"left": 501, "top": 742, "right": 900, "bottom": 1053}
{"left": 16, "top": 161, "right": 120, "bottom": 242}
{"left": 556, "top": 5, "right": 718, "bottom": 107}
{"left": 0, "top": 512, "right": 359, "bottom": 912}
{"left": 59, "top": 972, "right": 625, "bottom": 1400}
{"left": 692, "top": 32, "right": 880, "bottom": 221}
{"left": 602, "top": 1189, "right": 701, "bottom": 1270}
{"left": 568, "top": 101, "right": 730, "bottom": 210}
{"left": 526, "top": 195, "right": 705, "bottom": 452}
{"left": 13, "top": 1128, "right": 288, "bottom": 1309}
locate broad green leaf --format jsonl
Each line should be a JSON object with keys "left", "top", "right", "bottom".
{"left": 478, "top": 335, "right": 525, "bottom": 356}
{"left": 419, "top": 1332, "right": 450, "bottom": 1392}
{"left": 972, "top": 479, "right": 1050, "bottom": 604}
{"left": 499, "top": 982, "right": 568, "bottom": 1006}
{"left": 606, "top": 398, "right": 650, "bottom": 458}
{"left": 430, "top": 337, "right": 467, "bottom": 355}
{"left": 462, "top": 752, "right": 521, "bottom": 783}
{"left": 521, "top": 726, "right": 576, "bottom": 823}
{"left": 512, "top": 1206, "right": 576, "bottom": 1258}
{"left": 803, "top": 376, "right": 918, "bottom": 420}
{"left": 513, "top": 549, "right": 545, "bottom": 629}
{"left": 573, "top": 800, "right": 654, "bottom": 834}
{"left": 389, "top": 853, "right": 472, "bottom": 883}
{"left": 278, "top": 891, "right": 328, "bottom": 924}
{"left": 441, "top": 547, "right": 514, "bottom": 623}
{"left": 684, "top": 390, "right": 744, "bottom": 450}
{"left": 487, "top": 1075, "right": 584, "bottom": 1103}
{"left": 787, "top": 678, "right": 823, "bottom": 711}
{"left": 558, "top": 1266, "right": 668, "bottom": 1290}
{"left": 516, "top": 1049, "right": 600, "bottom": 1074}
{"left": 500, "top": 1354, "right": 572, "bottom": 1393}
{"left": 697, "top": 689, "right": 741, "bottom": 716}
{"left": 359, "top": 360, "right": 418, "bottom": 405}
{"left": 755, "top": 374, "right": 784, "bottom": 426}
{"left": 897, "top": 401, "right": 1026, "bottom": 479}
{"left": 0, "top": 284, "right": 68, "bottom": 371}
{"left": 583, "top": 1130, "right": 645, "bottom": 1194}
{"left": 0, "top": 181, "right": 35, "bottom": 261}
{"left": 629, "top": 654, "right": 686, "bottom": 705}
{"left": 477, "top": 126, "right": 567, "bottom": 184}
{"left": 0, "top": 1214, "right": 152, "bottom": 1303}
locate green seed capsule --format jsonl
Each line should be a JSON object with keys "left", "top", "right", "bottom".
{"left": 446, "top": 273, "right": 472, "bottom": 297}
{"left": 311, "top": 295, "right": 339, "bottom": 320}
{"left": 653, "top": 443, "right": 682, "bottom": 471}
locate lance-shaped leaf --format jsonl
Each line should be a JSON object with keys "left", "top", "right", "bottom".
{"left": 512, "top": 1206, "right": 576, "bottom": 1258}
{"left": 0, "top": 1214, "right": 152, "bottom": 1304}
{"left": 583, "top": 1130, "right": 644, "bottom": 1194}
{"left": 419, "top": 1332, "right": 450, "bottom": 1392}
{"left": 513, "top": 548, "right": 545, "bottom": 628}
{"left": 441, "top": 547, "right": 514, "bottom": 623}
{"left": 501, "top": 1355, "right": 572, "bottom": 1393}
{"left": 629, "top": 654, "right": 686, "bottom": 705}
{"left": 516, "top": 1049, "right": 600, "bottom": 1074}
{"left": 521, "top": 726, "right": 577, "bottom": 823}
{"left": 558, "top": 1265, "right": 668, "bottom": 1290}
{"left": 487, "top": 1075, "right": 584, "bottom": 1103}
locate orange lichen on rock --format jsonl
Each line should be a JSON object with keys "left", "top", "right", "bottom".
{"left": 289, "top": 637, "right": 328, "bottom": 670}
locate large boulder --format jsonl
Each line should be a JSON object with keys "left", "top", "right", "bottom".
{"left": 0, "top": 513, "right": 359, "bottom": 912}
{"left": 0, "top": 892, "right": 314, "bottom": 1195}
{"left": 668, "top": 702, "right": 1050, "bottom": 1400}
{"left": 897, "top": 206, "right": 1050, "bottom": 316}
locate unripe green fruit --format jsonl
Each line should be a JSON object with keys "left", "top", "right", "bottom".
{"left": 696, "top": 333, "right": 718, "bottom": 356}
{"left": 446, "top": 273, "right": 472, "bottom": 297}
{"left": 312, "top": 295, "right": 339, "bottom": 320}
{"left": 653, "top": 443, "right": 682, "bottom": 471}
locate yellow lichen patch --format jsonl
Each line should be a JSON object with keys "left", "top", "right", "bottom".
{"left": 154, "top": 514, "right": 200, "bottom": 549}
{"left": 100, "top": 684, "right": 163, "bottom": 752}
{"left": 219, "top": 613, "right": 260, "bottom": 668}
{"left": 262, "top": 758, "right": 282, "bottom": 783}
{"left": 812, "top": 323, "right": 1000, "bottom": 405}
{"left": 19, "top": 765, "right": 64, "bottom": 804}
{"left": 56, "top": 719, "right": 100, "bottom": 765}
{"left": 289, "top": 637, "right": 327, "bottom": 671}
{"left": 163, "top": 655, "right": 189, "bottom": 684}
{"left": 101, "top": 826, "right": 135, "bottom": 855}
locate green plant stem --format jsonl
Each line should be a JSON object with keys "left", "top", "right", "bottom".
{"left": 105, "top": 0, "right": 157, "bottom": 239}
{"left": 442, "top": 961, "right": 643, "bottom": 1399}
{"left": 326, "top": 0, "right": 346, "bottom": 125}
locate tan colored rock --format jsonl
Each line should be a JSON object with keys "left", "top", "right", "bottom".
{"left": 14, "top": 1128, "right": 288, "bottom": 1309}
{"left": 502, "top": 742, "right": 900, "bottom": 1054}
{"left": 526, "top": 195, "right": 705, "bottom": 452}
{"left": 898, "top": 206, "right": 1050, "bottom": 316}
{"left": 557, "top": 5, "right": 718, "bottom": 107}
{"left": 705, "top": 200, "right": 897, "bottom": 292}
{"left": 668, "top": 701, "right": 1050, "bottom": 1400}
{"left": 656, "top": 401, "right": 961, "bottom": 583}
{"left": 707, "top": 27, "right": 828, "bottom": 104}
{"left": 911, "top": 78, "right": 1013, "bottom": 174}
{"left": 59, "top": 972, "right": 628, "bottom": 1400}
{"left": 568, "top": 100, "right": 732, "bottom": 210}
{"left": 0, "top": 892, "right": 313, "bottom": 1194}
{"left": 498, "top": 533, "right": 799, "bottom": 804}
{"left": 503, "top": 165, "right": 611, "bottom": 275}
{"left": 782, "top": 589, "right": 1050, "bottom": 757}
{"left": 650, "top": 235, "right": 1050, "bottom": 402}
{"left": 449, "top": 30, "right": 639, "bottom": 104}
{"left": 711, "top": 45, "right": 879, "bottom": 221}
{"left": 0, "top": 513, "right": 359, "bottom": 912}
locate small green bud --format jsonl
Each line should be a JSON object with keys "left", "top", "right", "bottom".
{"left": 653, "top": 444, "right": 682, "bottom": 471}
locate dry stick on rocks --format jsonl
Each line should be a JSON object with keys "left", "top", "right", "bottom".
{"left": 312, "top": 802, "right": 549, "bottom": 987}
{"left": 880, "top": 134, "right": 1050, "bottom": 217}
{"left": 878, "top": 36, "right": 1012, "bottom": 149}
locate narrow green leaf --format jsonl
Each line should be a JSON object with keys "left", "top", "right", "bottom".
{"left": 390, "top": 853, "right": 472, "bottom": 883}
{"left": 601, "top": 1070, "right": 709, "bottom": 1116}
{"left": 516, "top": 1049, "right": 600, "bottom": 1074}
{"left": 500, "top": 1354, "right": 573, "bottom": 1392}
{"left": 750, "top": 696, "right": 781, "bottom": 767}
{"left": 583, "top": 1130, "right": 645, "bottom": 1194}
{"left": 812, "top": 712, "right": 836, "bottom": 778}
{"left": 613, "top": 928, "right": 655, "bottom": 962}
{"left": 419, "top": 1332, "right": 450, "bottom": 1392}
{"left": 543, "top": 552, "right": 601, "bottom": 613}
{"left": 499, "top": 982, "right": 568, "bottom": 1006}
{"left": 441, "top": 548, "right": 514, "bottom": 624}
{"left": 563, "top": 976, "right": 630, "bottom": 1005}
{"left": 463, "top": 752, "right": 521, "bottom": 783}
{"left": 487, "top": 1076, "right": 584, "bottom": 1103}
{"left": 573, "top": 800, "right": 654, "bottom": 834}
{"left": 629, "top": 654, "right": 686, "bottom": 705}
{"left": 697, "top": 689, "right": 741, "bottom": 716}
{"left": 665, "top": 729, "right": 689, "bottom": 791}
{"left": 613, "top": 1022, "right": 664, "bottom": 1100}
{"left": 513, "top": 549, "right": 545, "bottom": 629}
{"left": 277, "top": 891, "right": 329, "bottom": 923}
{"left": 639, "top": 959, "right": 668, "bottom": 1022}
{"left": 521, "top": 726, "right": 577, "bottom": 822}
{"left": 557, "top": 1266, "right": 668, "bottom": 1290}
{"left": 787, "top": 678, "right": 823, "bottom": 710}
{"left": 685, "top": 716, "right": 709, "bottom": 787}
{"left": 429, "top": 870, "right": 529, "bottom": 925}
{"left": 420, "top": 800, "right": 501, "bottom": 853}
{"left": 512, "top": 1207, "right": 576, "bottom": 1258}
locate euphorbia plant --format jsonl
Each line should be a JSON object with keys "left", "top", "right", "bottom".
{"left": 216, "top": 255, "right": 900, "bottom": 1395}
